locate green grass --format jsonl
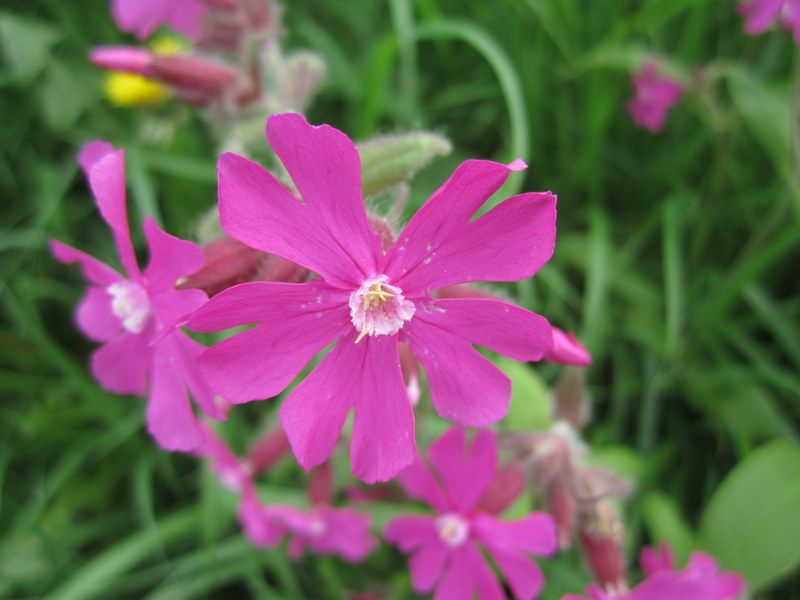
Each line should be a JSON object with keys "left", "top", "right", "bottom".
{"left": 2, "top": 0, "right": 799, "bottom": 597}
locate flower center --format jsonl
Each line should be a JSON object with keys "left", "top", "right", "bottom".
{"left": 348, "top": 274, "right": 415, "bottom": 343}
{"left": 435, "top": 513, "right": 470, "bottom": 547}
{"left": 107, "top": 280, "right": 152, "bottom": 334}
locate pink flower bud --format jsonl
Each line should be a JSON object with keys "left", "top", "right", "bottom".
{"left": 246, "top": 427, "right": 290, "bottom": 474}
{"left": 150, "top": 54, "right": 238, "bottom": 91}
{"left": 308, "top": 462, "right": 333, "bottom": 506}
{"left": 544, "top": 328, "right": 592, "bottom": 366}
{"left": 580, "top": 524, "right": 628, "bottom": 594}
{"left": 475, "top": 460, "right": 527, "bottom": 515}
{"left": 177, "top": 234, "right": 308, "bottom": 296}
{"left": 90, "top": 46, "right": 155, "bottom": 77}
{"left": 548, "top": 479, "right": 578, "bottom": 549}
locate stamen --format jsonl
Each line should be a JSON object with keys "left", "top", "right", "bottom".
{"left": 349, "top": 274, "right": 414, "bottom": 342}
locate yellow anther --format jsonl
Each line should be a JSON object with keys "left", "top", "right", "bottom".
{"left": 362, "top": 283, "right": 394, "bottom": 310}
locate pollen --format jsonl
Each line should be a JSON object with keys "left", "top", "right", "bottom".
{"left": 349, "top": 274, "right": 414, "bottom": 343}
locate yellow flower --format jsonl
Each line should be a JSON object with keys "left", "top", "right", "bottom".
{"left": 104, "top": 72, "right": 169, "bottom": 107}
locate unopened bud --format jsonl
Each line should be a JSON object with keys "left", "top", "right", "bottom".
{"left": 178, "top": 234, "right": 308, "bottom": 296}
{"left": 90, "top": 46, "right": 154, "bottom": 77}
{"left": 359, "top": 132, "right": 452, "bottom": 197}
{"left": 553, "top": 367, "right": 591, "bottom": 430}
{"left": 548, "top": 479, "right": 578, "bottom": 549}
{"left": 308, "top": 462, "right": 333, "bottom": 506}
{"left": 544, "top": 327, "right": 592, "bottom": 366}
{"left": 579, "top": 525, "right": 627, "bottom": 593}
{"left": 247, "top": 427, "right": 290, "bottom": 474}
{"left": 150, "top": 54, "right": 238, "bottom": 91}
{"left": 398, "top": 342, "right": 420, "bottom": 405}
{"left": 476, "top": 461, "right": 527, "bottom": 515}
{"left": 280, "top": 51, "right": 325, "bottom": 111}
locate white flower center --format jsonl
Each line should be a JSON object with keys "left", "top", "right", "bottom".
{"left": 435, "top": 513, "right": 470, "bottom": 547}
{"left": 348, "top": 274, "right": 414, "bottom": 343}
{"left": 306, "top": 516, "right": 326, "bottom": 537}
{"left": 107, "top": 280, "right": 152, "bottom": 334}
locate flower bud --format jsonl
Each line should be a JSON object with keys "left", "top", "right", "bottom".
{"left": 476, "top": 460, "right": 527, "bottom": 515}
{"left": 150, "top": 54, "right": 238, "bottom": 91}
{"left": 579, "top": 508, "right": 628, "bottom": 594}
{"left": 90, "top": 45, "right": 154, "bottom": 77}
{"left": 359, "top": 132, "right": 452, "bottom": 197}
{"left": 247, "top": 427, "right": 290, "bottom": 474}
{"left": 308, "top": 462, "right": 333, "bottom": 506}
{"left": 279, "top": 51, "right": 325, "bottom": 111}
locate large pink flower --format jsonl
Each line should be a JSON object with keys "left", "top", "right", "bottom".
{"left": 626, "top": 63, "right": 685, "bottom": 134}
{"left": 385, "top": 427, "right": 558, "bottom": 600}
{"left": 563, "top": 543, "right": 745, "bottom": 600}
{"left": 738, "top": 0, "right": 800, "bottom": 45}
{"left": 51, "top": 141, "right": 225, "bottom": 450}
{"left": 111, "top": 0, "right": 209, "bottom": 40}
{"left": 187, "top": 113, "right": 556, "bottom": 483}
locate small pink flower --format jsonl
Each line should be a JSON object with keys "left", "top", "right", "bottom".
{"left": 738, "top": 0, "right": 800, "bottom": 45}
{"left": 111, "top": 0, "right": 210, "bottom": 40}
{"left": 626, "top": 63, "right": 685, "bottom": 133}
{"left": 385, "top": 427, "right": 558, "bottom": 600}
{"left": 562, "top": 543, "right": 746, "bottom": 600}
{"left": 51, "top": 141, "right": 225, "bottom": 451}
{"left": 239, "top": 487, "right": 377, "bottom": 562}
{"left": 188, "top": 113, "right": 557, "bottom": 483}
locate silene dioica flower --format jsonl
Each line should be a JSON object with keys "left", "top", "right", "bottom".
{"left": 188, "top": 112, "right": 557, "bottom": 483}
{"left": 563, "top": 542, "right": 745, "bottom": 600}
{"left": 738, "top": 0, "right": 800, "bottom": 45}
{"left": 626, "top": 62, "right": 685, "bottom": 134}
{"left": 385, "top": 427, "right": 558, "bottom": 600}
{"left": 51, "top": 142, "right": 226, "bottom": 450}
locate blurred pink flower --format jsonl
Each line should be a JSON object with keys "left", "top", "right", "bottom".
{"left": 738, "top": 0, "right": 800, "bottom": 44}
{"left": 51, "top": 141, "right": 225, "bottom": 451}
{"left": 385, "top": 427, "right": 558, "bottom": 600}
{"left": 626, "top": 63, "right": 685, "bottom": 133}
{"left": 239, "top": 490, "right": 378, "bottom": 562}
{"left": 562, "top": 543, "right": 745, "bottom": 600}
{"left": 188, "top": 113, "right": 557, "bottom": 483}
{"left": 111, "top": 0, "right": 210, "bottom": 40}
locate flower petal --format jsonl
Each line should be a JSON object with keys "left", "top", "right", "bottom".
{"left": 170, "top": 330, "right": 227, "bottom": 420}
{"left": 420, "top": 298, "right": 552, "bottom": 361}
{"left": 544, "top": 327, "right": 592, "bottom": 366}
{"left": 218, "top": 151, "right": 372, "bottom": 288}
{"left": 90, "top": 331, "right": 149, "bottom": 395}
{"left": 142, "top": 217, "right": 205, "bottom": 294}
{"left": 194, "top": 282, "right": 351, "bottom": 403}
{"left": 146, "top": 337, "right": 204, "bottom": 451}
{"left": 279, "top": 339, "right": 356, "bottom": 471}
{"left": 51, "top": 239, "right": 122, "bottom": 288}
{"left": 266, "top": 113, "right": 381, "bottom": 279}
{"left": 396, "top": 454, "right": 448, "bottom": 513}
{"left": 385, "top": 515, "right": 439, "bottom": 552}
{"left": 350, "top": 334, "right": 416, "bottom": 483}
{"left": 404, "top": 316, "right": 510, "bottom": 427}
{"left": 76, "top": 286, "right": 120, "bottom": 342}
{"left": 409, "top": 539, "right": 450, "bottom": 592}
{"left": 311, "top": 507, "right": 377, "bottom": 562}
{"left": 385, "top": 158, "right": 556, "bottom": 292}
{"left": 433, "top": 544, "right": 487, "bottom": 600}
{"left": 427, "top": 428, "right": 496, "bottom": 513}
{"left": 81, "top": 145, "right": 141, "bottom": 280}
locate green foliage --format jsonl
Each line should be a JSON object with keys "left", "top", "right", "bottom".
{"left": 2, "top": 0, "right": 799, "bottom": 597}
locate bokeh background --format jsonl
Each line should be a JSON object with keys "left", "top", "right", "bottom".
{"left": 1, "top": 0, "right": 799, "bottom": 598}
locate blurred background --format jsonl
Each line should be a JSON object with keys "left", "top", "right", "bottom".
{"left": 1, "top": 0, "right": 799, "bottom": 598}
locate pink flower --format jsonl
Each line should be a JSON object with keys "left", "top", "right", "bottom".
{"left": 626, "top": 63, "right": 685, "bottom": 133}
{"left": 563, "top": 543, "right": 745, "bottom": 600}
{"left": 239, "top": 487, "right": 377, "bottom": 562}
{"left": 111, "top": 0, "right": 210, "bottom": 40}
{"left": 385, "top": 427, "right": 558, "bottom": 600}
{"left": 738, "top": 0, "right": 800, "bottom": 44}
{"left": 51, "top": 141, "right": 225, "bottom": 450}
{"left": 187, "top": 113, "right": 557, "bottom": 483}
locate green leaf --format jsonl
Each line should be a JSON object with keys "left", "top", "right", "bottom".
{"left": 725, "top": 66, "right": 791, "bottom": 178}
{"left": 495, "top": 357, "right": 552, "bottom": 431}
{"left": 699, "top": 439, "right": 800, "bottom": 591}
{"left": 0, "top": 12, "right": 60, "bottom": 83}
{"left": 41, "top": 60, "right": 102, "bottom": 130}
{"left": 641, "top": 492, "right": 696, "bottom": 565}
